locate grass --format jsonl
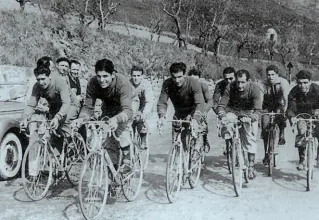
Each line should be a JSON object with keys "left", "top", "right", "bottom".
{"left": 1, "top": 9, "right": 319, "bottom": 82}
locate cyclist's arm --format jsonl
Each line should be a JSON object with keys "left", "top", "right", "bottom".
{"left": 115, "top": 81, "right": 133, "bottom": 123}
{"left": 23, "top": 83, "right": 41, "bottom": 119}
{"left": 250, "top": 83, "right": 263, "bottom": 121}
{"left": 286, "top": 88, "right": 297, "bottom": 119}
{"left": 202, "top": 82, "right": 213, "bottom": 113}
{"left": 55, "top": 77, "right": 71, "bottom": 120}
{"left": 190, "top": 79, "right": 205, "bottom": 122}
{"left": 84, "top": 77, "right": 98, "bottom": 111}
{"left": 157, "top": 80, "right": 169, "bottom": 119}
{"left": 216, "top": 84, "right": 230, "bottom": 119}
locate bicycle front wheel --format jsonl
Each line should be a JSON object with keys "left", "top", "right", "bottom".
{"left": 138, "top": 134, "right": 149, "bottom": 171}
{"left": 66, "top": 132, "right": 87, "bottom": 186}
{"left": 122, "top": 143, "right": 144, "bottom": 202}
{"left": 78, "top": 152, "right": 109, "bottom": 220}
{"left": 231, "top": 140, "right": 243, "bottom": 197}
{"left": 166, "top": 144, "right": 182, "bottom": 203}
{"left": 307, "top": 140, "right": 315, "bottom": 191}
{"left": 188, "top": 138, "right": 202, "bottom": 189}
{"left": 22, "top": 140, "right": 53, "bottom": 201}
{"left": 267, "top": 125, "right": 279, "bottom": 177}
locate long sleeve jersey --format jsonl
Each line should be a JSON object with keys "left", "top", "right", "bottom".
{"left": 201, "top": 81, "right": 213, "bottom": 113}
{"left": 157, "top": 76, "right": 205, "bottom": 121}
{"left": 85, "top": 73, "right": 134, "bottom": 123}
{"left": 24, "top": 76, "right": 79, "bottom": 120}
{"left": 213, "top": 80, "right": 228, "bottom": 110}
{"left": 217, "top": 81, "right": 263, "bottom": 121}
{"left": 130, "top": 78, "right": 154, "bottom": 117}
{"left": 287, "top": 83, "right": 319, "bottom": 118}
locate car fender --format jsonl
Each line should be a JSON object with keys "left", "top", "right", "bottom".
{"left": 0, "top": 118, "right": 27, "bottom": 148}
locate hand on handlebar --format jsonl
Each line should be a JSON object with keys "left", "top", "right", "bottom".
{"left": 240, "top": 116, "right": 252, "bottom": 123}
{"left": 50, "top": 117, "right": 59, "bottom": 130}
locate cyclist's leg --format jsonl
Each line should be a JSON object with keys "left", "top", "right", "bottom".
{"left": 275, "top": 114, "right": 287, "bottom": 145}
{"left": 114, "top": 121, "right": 132, "bottom": 166}
{"left": 202, "top": 117, "right": 210, "bottom": 153}
{"left": 240, "top": 120, "right": 258, "bottom": 178}
{"left": 313, "top": 122, "right": 319, "bottom": 160}
{"left": 136, "top": 118, "right": 148, "bottom": 148}
{"left": 261, "top": 114, "right": 270, "bottom": 163}
{"left": 61, "top": 105, "right": 81, "bottom": 146}
{"left": 295, "top": 120, "right": 307, "bottom": 170}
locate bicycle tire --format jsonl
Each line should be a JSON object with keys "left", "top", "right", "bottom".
{"left": 138, "top": 134, "right": 149, "bottom": 171}
{"left": 307, "top": 140, "right": 314, "bottom": 191}
{"left": 22, "top": 140, "right": 53, "bottom": 201}
{"left": 226, "top": 140, "right": 232, "bottom": 174}
{"left": 231, "top": 140, "right": 243, "bottom": 197}
{"left": 166, "top": 144, "right": 182, "bottom": 203}
{"left": 188, "top": 137, "right": 202, "bottom": 189}
{"left": 66, "top": 132, "right": 87, "bottom": 186}
{"left": 122, "top": 143, "right": 144, "bottom": 202}
{"left": 78, "top": 152, "right": 109, "bottom": 220}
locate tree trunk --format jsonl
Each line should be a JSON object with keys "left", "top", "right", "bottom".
{"left": 19, "top": 0, "right": 26, "bottom": 12}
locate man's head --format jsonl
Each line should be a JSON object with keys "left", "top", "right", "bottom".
{"left": 95, "top": 59, "right": 116, "bottom": 88}
{"left": 56, "top": 57, "right": 70, "bottom": 76}
{"left": 170, "top": 62, "right": 187, "bottom": 87}
{"left": 34, "top": 66, "right": 51, "bottom": 90}
{"left": 266, "top": 65, "right": 280, "bottom": 84}
{"left": 188, "top": 68, "right": 201, "bottom": 80}
{"left": 70, "top": 60, "right": 81, "bottom": 79}
{"left": 296, "top": 70, "right": 312, "bottom": 93}
{"left": 235, "top": 69, "right": 251, "bottom": 92}
{"left": 223, "top": 67, "right": 235, "bottom": 85}
{"left": 130, "top": 65, "right": 144, "bottom": 85}
{"left": 37, "top": 56, "right": 54, "bottom": 71}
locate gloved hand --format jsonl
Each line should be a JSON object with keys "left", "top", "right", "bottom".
{"left": 108, "top": 117, "right": 118, "bottom": 131}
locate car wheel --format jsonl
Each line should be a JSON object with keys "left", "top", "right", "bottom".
{"left": 0, "top": 133, "right": 23, "bottom": 180}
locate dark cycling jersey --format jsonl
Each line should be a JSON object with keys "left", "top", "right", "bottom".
{"left": 200, "top": 81, "right": 213, "bottom": 113}
{"left": 157, "top": 76, "right": 204, "bottom": 121}
{"left": 85, "top": 73, "right": 135, "bottom": 123}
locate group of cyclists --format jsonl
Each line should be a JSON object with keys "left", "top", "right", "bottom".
{"left": 20, "top": 55, "right": 319, "bottom": 182}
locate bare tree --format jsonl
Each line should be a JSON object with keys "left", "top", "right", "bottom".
{"left": 149, "top": 7, "right": 167, "bottom": 42}
{"left": 15, "top": 0, "right": 28, "bottom": 12}
{"left": 161, "top": 0, "right": 187, "bottom": 48}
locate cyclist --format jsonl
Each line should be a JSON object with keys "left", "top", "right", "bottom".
{"left": 216, "top": 69, "right": 263, "bottom": 179}
{"left": 287, "top": 70, "right": 319, "bottom": 171}
{"left": 69, "top": 60, "right": 84, "bottom": 111}
{"left": 129, "top": 65, "right": 154, "bottom": 149}
{"left": 21, "top": 65, "right": 81, "bottom": 161}
{"left": 85, "top": 59, "right": 135, "bottom": 167}
{"left": 157, "top": 62, "right": 205, "bottom": 148}
{"left": 188, "top": 68, "right": 213, "bottom": 153}
{"left": 213, "top": 67, "right": 236, "bottom": 155}
{"left": 213, "top": 67, "right": 236, "bottom": 112}
{"left": 261, "top": 65, "right": 290, "bottom": 165}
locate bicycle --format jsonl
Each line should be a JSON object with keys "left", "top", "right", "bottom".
{"left": 132, "top": 117, "right": 149, "bottom": 171}
{"left": 292, "top": 113, "right": 319, "bottom": 191}
{"left": 158, "top": 116, "right": 204, "bottom": 203}
{"left": 78, "top": 117, "right": 143, "bottom": 220}
{"left": 261, "top": 111, "right": 283, "bottom": 177}
{"left": 21, "top": 118, "right": 86, "bottom": 201}
{"left": 221, "top": 114, "right": 250, "bottom": 197}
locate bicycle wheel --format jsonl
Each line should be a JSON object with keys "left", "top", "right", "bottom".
{"left": 226, "top": 140, "right": 232, "bottom": 174}
{"left": 22, "top": 140, "right": 53, "bottom": 201}
{"left": 137, "top": 133, "right": 149, "bottom": 171}
{"left": 267, "top": 125, "right": 277, "bottom": 177}
{"left": 231, "top": 140, "right": 243, "bottom": 197}
{"left": 66, "top": 132, "right": 87, "bottom": 186}
{"left": 188, "top": 138, "right": 202, "bottom": 189}
{"left": 307, "top": 140, "right": 314, "bottom": 191}
{"left": 78, "top": 152, "right": 109, "bottom": 220}
{"left": 166, "top": 144, "right": 182, "bottom": 203}
{"left": 122, "top": 143, "right": 144, "bottom": 202}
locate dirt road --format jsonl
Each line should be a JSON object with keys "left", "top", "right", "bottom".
{"left": 1, "top": 111, "right": 319, "bottom": 220}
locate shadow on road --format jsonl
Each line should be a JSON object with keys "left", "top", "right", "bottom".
{"left": 13, "top": 187, "right": 33, "bottom": 202}
{"left": 143, "top": 172, "right": 169, "bottom": 204}
{"left": 149, "top": 153, "right": 168, "bottom": 164}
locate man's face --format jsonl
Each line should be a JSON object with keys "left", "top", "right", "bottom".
{"left": 224, "top": 73, "right": 235, "bottom": 84}
{"left": 171, "top": 71, "right": 185, "bottom": 87}
{"left": 57, "top": 61, "right": 69, "bottom": 76}
{"left": 36, "top": 74, "right": 51, "bottom": 89}
{"left": 236, "top": 75, "right": 249, "bottom": 92}
{"left": 96, "top": 71, "right": 114, "bottom": 88}
{"left": 70, "top": 63, "right": 81, "bottom": 78}
{"left": 266, "top": 70, "right": 279, "bottom": 84}
{"left": 297, "top": 79, "right": 311, "bottom": 93}
{"left": 131, "top": 70, "right": 143, "bottom": 85}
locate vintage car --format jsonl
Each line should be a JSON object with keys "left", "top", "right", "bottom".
{"left": 0, "top": 97, "right": 28, "bottom": 180}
